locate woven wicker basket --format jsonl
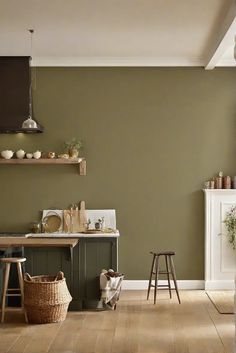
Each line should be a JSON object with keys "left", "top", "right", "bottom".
{"left": 24, "top": 271, "right": 72, "bottom": 324}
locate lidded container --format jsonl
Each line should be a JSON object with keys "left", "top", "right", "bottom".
{"left": 223, "top": 176, "right": 231, "bottom": 189}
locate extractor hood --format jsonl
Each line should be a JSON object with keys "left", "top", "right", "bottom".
{"left": 0, "top": 56, "right": 44, "bottom": 133}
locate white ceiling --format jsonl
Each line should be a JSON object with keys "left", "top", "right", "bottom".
{"left": 0, "top": 0, "right": 235, "bottom": 68}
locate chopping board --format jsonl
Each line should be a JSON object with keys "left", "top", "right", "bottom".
{"left": 63, "top": 201, "right": 87, "bottom": 233}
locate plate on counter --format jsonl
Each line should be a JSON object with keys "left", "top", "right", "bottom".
{"left": 42, "top": 210, "right": 63, "bottom": 233}
{"left": 81, "top": 229, "right": 103, "bottom": 234}
{"left": 81, "top": 228, "right": 117, "bottom": 234}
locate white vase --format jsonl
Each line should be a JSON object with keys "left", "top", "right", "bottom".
{"left": 33, "top": 151, "right": 41, "bottom": 159}
{"left": 16, "top": 149, "right": 25, "bottom": 159}
{"left": 1, "top": 150, "right": 14, "bottom": 159}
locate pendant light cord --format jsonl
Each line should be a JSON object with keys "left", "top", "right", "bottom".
{"left": 21, "top": 28, "right": 40, "bottom": 129}
{"left": 29, "top": 29, "right": 34, "bottom": 57}
{"left": 28, "top": 29, "right": 34, "bottom": 117}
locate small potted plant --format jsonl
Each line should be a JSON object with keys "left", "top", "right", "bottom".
{"left": 64, "top": 138, "right": 83, "bottom": 158}
{"left": 224, "top": 206, "right": 236, "bottom": 250}
{"left": 95, "top": 217, "right": 105, "bottom": 230}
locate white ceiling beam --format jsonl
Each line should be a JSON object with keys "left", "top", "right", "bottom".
{"left": 31, "top": 56, "right": 204, "bottom": 67}
{"left": 205, "top": 1, "right": 236, "bottom": 70}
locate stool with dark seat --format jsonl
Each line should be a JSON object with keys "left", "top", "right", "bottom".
{"left": 147, "top": 251, "right": 181, "bottom": 304}
{"left": 0, "top": 257, "right": 28, "bottom": 323}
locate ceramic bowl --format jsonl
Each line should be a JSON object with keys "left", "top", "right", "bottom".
{"left": 26, "top": 153, "right": 33, "bottom": 159}
{"left": 1, "top": 150, "right": 14, "bottom": 159}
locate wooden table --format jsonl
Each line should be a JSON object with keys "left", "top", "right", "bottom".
{"left": 0, "top": 237, "right": 78, "bottom": 248}
{"left": 0, "top": 237, "right": 78, "bottom": 291}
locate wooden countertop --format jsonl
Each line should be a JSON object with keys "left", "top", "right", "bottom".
{"left": 26, "top": 231, "right": 120, "bottom": 238}
{"left": 0, "top": 237, "right": 78, "bottom": 248}
{"left": 0, "top": 231, "right": 119, "bottom": 248}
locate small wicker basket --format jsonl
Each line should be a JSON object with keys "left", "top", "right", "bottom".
{"left": 24, "top": 271, "right": 72, "bottom": 324}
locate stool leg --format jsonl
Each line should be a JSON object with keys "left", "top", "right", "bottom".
{"left": 16, "top": 263, "right": 28, "bottom": 323}
{"left": 165, "top": 255, "right": 172, "bottom": 299}
{"left": 1, "top": 263, "right": 11, "bottom": 323}
{"left": 154, "top": 256, "right": 160, "bottom": 304}
{"left": 147, "top": 254, "right": 155, "bottom": 300}
{"left": 169, "top": 256, "right": 181, "bottom": 304}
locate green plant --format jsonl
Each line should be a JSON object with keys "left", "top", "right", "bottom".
{"left": 223, "top": 206, "right": 236, "bottom": 249}
{"left": 64, "top": 138, "right": 83, "bottom": 151}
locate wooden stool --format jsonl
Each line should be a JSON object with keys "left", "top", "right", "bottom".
{"left": 0, "top": 257, "right": 28, "bottom": 323}
{"left": 147, "top": 251, "right": 181, "bottom": 304}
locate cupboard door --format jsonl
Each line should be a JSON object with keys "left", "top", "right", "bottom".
{"left": 78, "top": 238, "right": 117, "bottom": 308}
{"left": 24, "top": 247, "right": 72, "bottom": 290}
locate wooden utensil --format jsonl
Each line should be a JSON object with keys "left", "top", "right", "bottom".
{"left": 63, "top": 201, "right": 87, "bottom": 233}
{"left": 78, "top": 201, "right": 87, "bottom": 232}
{"left": 63, "top": 210, "right": 72, "bottom": 233}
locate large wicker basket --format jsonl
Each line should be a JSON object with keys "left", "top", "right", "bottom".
{"left": 24, "top": 271, "right": 72, "bottom": 324}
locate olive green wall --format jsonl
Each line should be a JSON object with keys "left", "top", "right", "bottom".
{"left": 0, "top": 68, "right": 235, "bottom": 280}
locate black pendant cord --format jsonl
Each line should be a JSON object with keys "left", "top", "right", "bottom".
{"left": 28, "top": 29, "right": 34, "bottom": 119}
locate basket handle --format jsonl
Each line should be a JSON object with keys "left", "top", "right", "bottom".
{"left": 24, "top": 273, "right": 32, "bottom": 281}
{"left": 55, "top": 271, "right": 64, "bottom": 280}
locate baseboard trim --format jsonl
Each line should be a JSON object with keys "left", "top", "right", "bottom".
{"left": 205, "top": 280, "right": 235, "bottom": 290}
{"left": 122, "top": 280, "right": 205, "bottom": 290}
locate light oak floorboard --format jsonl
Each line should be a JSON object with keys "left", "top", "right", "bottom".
{"left": 0, "top": 291, "right": 234, "bottom": 353}
{"left": 204, "top": 294, "right": 234, "bottom": 353}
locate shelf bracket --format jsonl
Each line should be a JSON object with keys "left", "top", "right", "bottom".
{"left": 79, "top": 159, "right": 86, "bottom": 176}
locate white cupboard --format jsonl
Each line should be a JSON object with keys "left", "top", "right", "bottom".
{"left": 204, "top": 190, "right": 236, "bottom": 290}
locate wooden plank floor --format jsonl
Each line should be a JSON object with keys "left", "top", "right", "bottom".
{"left": 0, "top": 290, "right": 234, "bottom": 353}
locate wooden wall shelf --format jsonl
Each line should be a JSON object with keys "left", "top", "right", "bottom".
{"left": 0, "top": 158, "right": 86, "bottom": 175}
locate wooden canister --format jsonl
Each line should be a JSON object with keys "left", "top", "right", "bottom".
{"left": 210, "top": 180, "right": 215, "bottom": 189}
{"left": 223, "top": 176, "right": 231, "bottom": 189}
{"left": 233, "top": 176, "right": 236, "bottom": 189}
{"left": 215, "top": 176, "right": 222, "bottom": 189}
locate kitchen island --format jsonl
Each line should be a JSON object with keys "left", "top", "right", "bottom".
{"left": 0, "top": 232, "right": 119, "bottom": 310}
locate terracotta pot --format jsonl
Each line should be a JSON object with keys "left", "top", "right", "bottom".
{"left": 69, "top": 148, "right": 79, "bottom": 158}
{"left": 223, "top": 176, "right": 231, "bottom": 189}
{"left": 215, "top": 176, "right": 222, "bottom": 189}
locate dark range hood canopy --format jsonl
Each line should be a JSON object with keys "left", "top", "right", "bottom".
{"left": 0, "top": 126, "right": 44, "bottom": 134}
{"left": 0, "top": 56, "right": 44, "bottom": 133}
